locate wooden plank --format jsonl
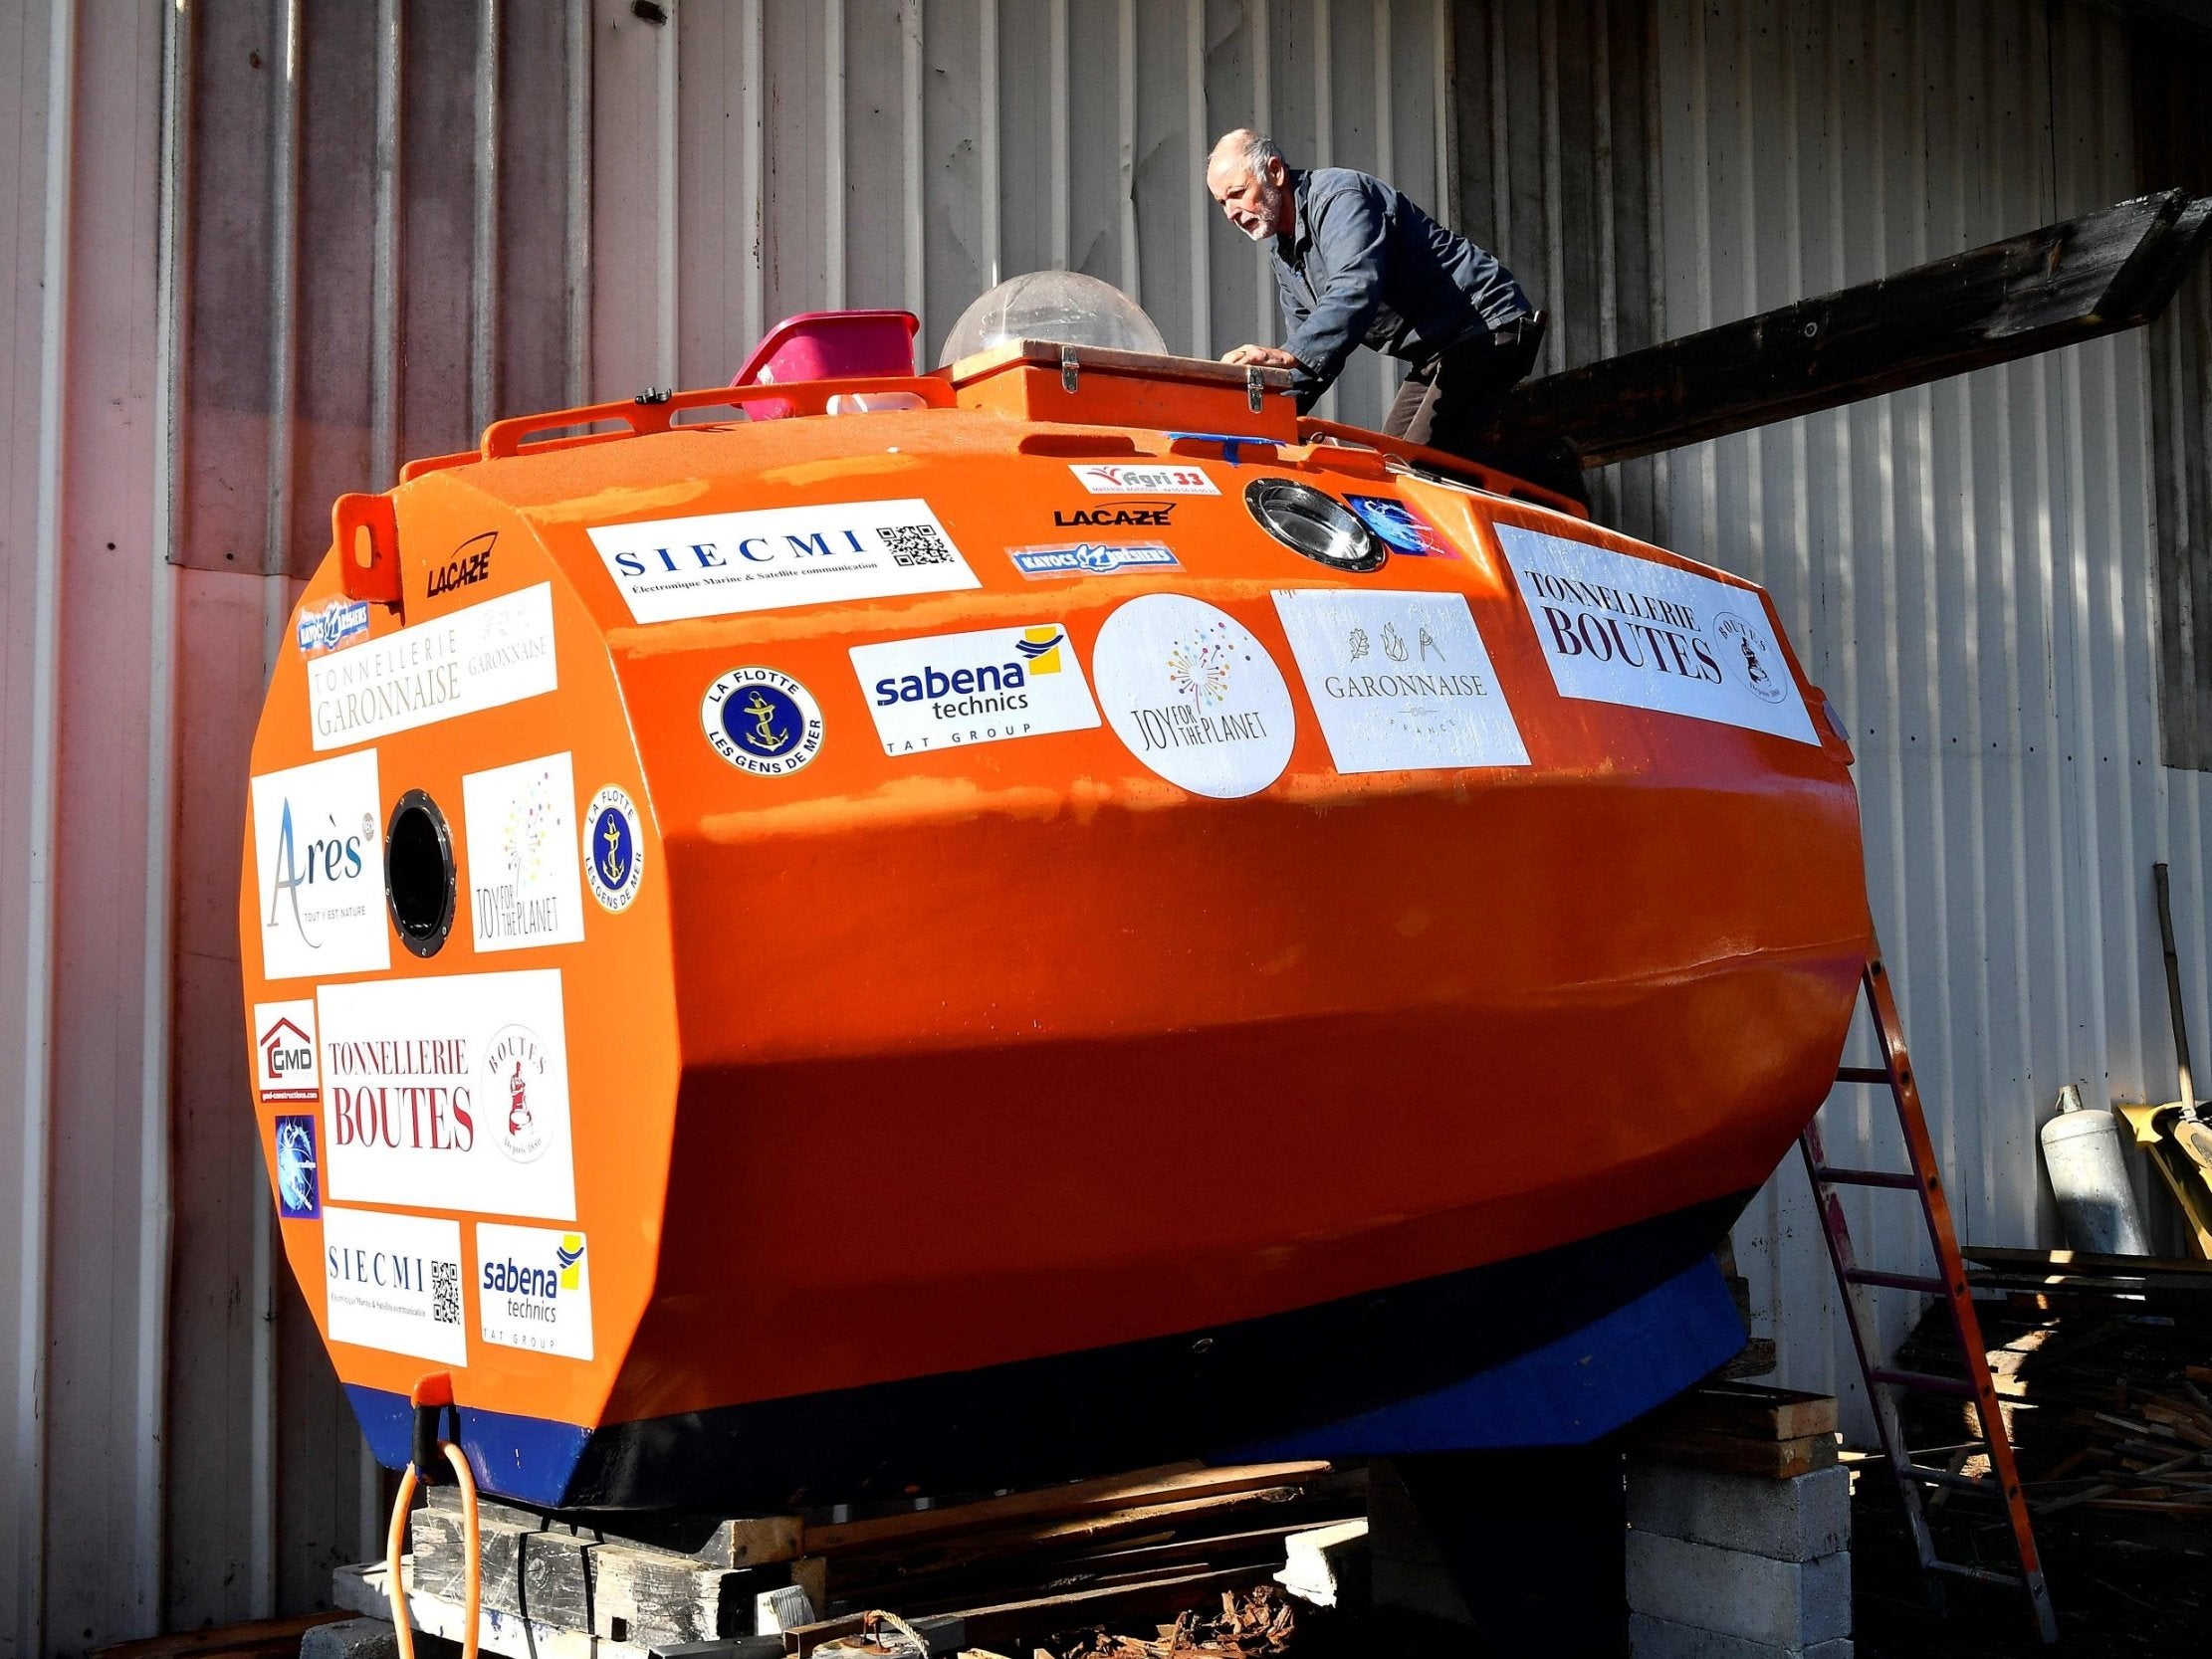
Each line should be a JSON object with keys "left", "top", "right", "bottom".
{"left": 1959, "top": 1245, "right": 2212, "bottom": 1277}
{"left": 818, "top": 1476, "right": 1362, "bottom": 1592}
{"left": 90, "top": 1616, "right": 354, "bottom": 1659}
{"left": 1643, "top": 1383, "right": 1839, "bottom": 1442}
{"left": 1494, "top": 190, "right": 2212, "bottom": 467}
{"left": 798, "top": 1462, "right": 1330, "bottom": 1555}
{"left": 1630, "top": 1428, "right": 1840, "bottom": 1480}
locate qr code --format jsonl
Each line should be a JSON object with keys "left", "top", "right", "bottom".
{"left": 431, "top": 1260, "right": 460, "bottom": 1326}
{"left": 880, "top": 523, "right": 956, "bottom": 567}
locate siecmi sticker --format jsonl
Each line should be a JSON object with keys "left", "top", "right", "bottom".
{"left": 322, "top": 1207, "right": 468, "bottom": 1365}
{"left": 587, "top": 500, "right": 980, "bottom": 625}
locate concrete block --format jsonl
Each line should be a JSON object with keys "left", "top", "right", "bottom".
{"left": 300, "top": 1618, "right": 400, "bottom": 1659}
{"left": 1366, "top": 1462, "right": 1474, "bottom": 1627}
{"left": 1630, "top": 1611, "right": 1852, "bottom": 1659}
{"left": 1626, "top": 1533, "right": 1850, "bottom": 1647}
{"left": 1628, "top": 1462, "right": 1851, "bottom": 1561}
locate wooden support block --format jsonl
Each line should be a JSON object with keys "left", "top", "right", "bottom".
{"left": 1632, "top": 1429, "right": 1840, "bottom": 1481}
{"left": 590, "top": 1543, "right": 779, "bottom": 1645}
{"left": 1647, "top": 1384, "right": 1839, "bottom": 1443}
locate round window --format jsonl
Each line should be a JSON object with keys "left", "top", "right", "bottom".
{"left": 1242, "top": 477, "right": 1388, "bottom": 572}
{"left": 384, "top": 789, "right": 456, "bottom": 957}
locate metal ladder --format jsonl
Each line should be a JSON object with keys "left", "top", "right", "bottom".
{"left": 1798, "top": 951, "right": 2058, "bottom": 1645}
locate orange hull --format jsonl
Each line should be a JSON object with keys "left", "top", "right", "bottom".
{"left": 240, "top": 348, "right": 1871, "bottom": 1506}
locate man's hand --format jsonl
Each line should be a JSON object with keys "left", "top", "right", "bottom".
{"left": 1220, "top": 344, "right": 1300, "bottom": 370}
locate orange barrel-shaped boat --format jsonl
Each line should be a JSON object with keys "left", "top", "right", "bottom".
{"left": 239, "top": 324, "right": 1873, "bottom": 1511}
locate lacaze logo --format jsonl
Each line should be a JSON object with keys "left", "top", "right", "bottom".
{"left": 1053, "top": 500, "right": 1176, "bottom": 528}
{"left": 426, "top": 530, "right": 495, "bottom": 599}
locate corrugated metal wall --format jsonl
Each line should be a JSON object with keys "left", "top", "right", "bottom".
{"left": 1646, "top": 0, "right": 2212, "bottom": 1436}
{"left": 3, "top": 1, "right": 2208, "bottom": 1651}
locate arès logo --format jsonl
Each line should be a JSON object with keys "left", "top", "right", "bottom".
{"left": 251, "top": 750, "right": 388, "bottom": 980}
{"left": 486, "top": 1024, "right": 552, "bottom": 1164}
{"left": 255, "top": 999, "right": 322, "bottom": 1102}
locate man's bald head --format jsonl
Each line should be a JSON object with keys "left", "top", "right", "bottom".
{"left": 1206, "top": 129, "right": 1293, "bottom": 241}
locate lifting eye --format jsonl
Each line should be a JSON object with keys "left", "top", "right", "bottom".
{"left": 1243, "top": 477, "right": 1388, "bottom": 572}
{"left": 385, "top": 789, "right": 456, "bottom": 957}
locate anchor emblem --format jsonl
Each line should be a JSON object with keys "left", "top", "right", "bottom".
{"left": 598, "top": 814, "right": 627, "bottom": 886}
{"left": 743, "top": 690, "right": 788, "bottom": 752}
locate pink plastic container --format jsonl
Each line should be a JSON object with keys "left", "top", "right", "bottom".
{"left": 731, "top": 310, "right": 922, "bottom": 418}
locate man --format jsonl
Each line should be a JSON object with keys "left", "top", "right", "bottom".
{"left": 1206, "top": 129, "right": 1542, "bottom": 460}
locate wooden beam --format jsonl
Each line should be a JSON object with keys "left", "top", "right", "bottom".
{"left": 1496, "top": 190, "right": 2212, "bottom": 468}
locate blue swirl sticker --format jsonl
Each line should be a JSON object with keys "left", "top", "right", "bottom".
{"left": 1344, "top": 495, "right": 1455, "bottom": 557}
{"left": 274, "top": 1114, "right": 321, "bottom": 1219}
{"left": 700, "top": 668, "right": 825, "bottom": 776}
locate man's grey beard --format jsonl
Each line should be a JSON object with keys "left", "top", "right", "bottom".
{"left": 1239, "top": 218, "right": 1273, "bottom": 243}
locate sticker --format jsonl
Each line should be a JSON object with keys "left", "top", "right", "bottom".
{"left": 1008, "top": 542, "right": 1182, "bottom": 579}
{"left": 318, "top": 968, "right": 576, "bottom": 1220}
{"left": 273, "top": 1115, "right": 321, "bottom": 1219}
{"left": 1496, "top": 525, "right": 1819, "bottom": 744}
{"left": 586, "top": 499, "right": 980, "bottom": 625}
{"left": 1053, "top": 500, "right": 1177, "bottom": 528}
{"left": 1069, "top": 463, "right": 1218, "bottom": 496}
{"left": 700, "top": 668, "right": 825, "bottom": 775}
{"left": 427, "top": 530, "right": 496, "bottom": 599}
{"left": 308, "top": 583, "right": 558, "bottom": 751}
{"left": 1091, "top": 594, "right": 1296, "bottom": 799}
{"left": 582, "top": 785, "right": 645, "bottom": 913}
{"left": 476, "top": 1223, "right": 594, "bottom": 1359}
{"left": 462, "top": 751, "right": 585, "bottom": 952}
{"left": 1344, "top": 495, "right": 1456, "bottom": 557}
{"left": 322, "top": 1206, "right": 468, "bottom": 1364}
{"left": 850, "top": 624, "right": 1101, "bottom": 754}
{"left": 297, "top": 596, "right": 370, "bottom": 657}
{"left": 250, "top": 749, "right": 389, "bottom": 981}
{"left": 254, "top": 999, "right": 322, "bottom": 1102}
{"left": 1271, "top": 590, "right": 1529, "bottom": 774}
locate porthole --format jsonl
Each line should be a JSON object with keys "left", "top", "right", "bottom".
{"left": 1243, "top": 477, "right": 1389, "bottom": 573}
{"left": 384, "top": 789, "right": 456, "bottom": 957}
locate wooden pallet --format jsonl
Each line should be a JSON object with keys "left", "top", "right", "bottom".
{"left": 367, "top": 1459, "right": 1361, "bottom": 1656}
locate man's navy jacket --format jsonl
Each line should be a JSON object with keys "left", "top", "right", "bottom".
{"left": 1270, "top": 166, "right": 1531, "bottom": 410}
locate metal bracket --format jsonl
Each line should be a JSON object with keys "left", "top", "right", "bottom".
{"left": 1060, "top": 344, "right": 1081, "bottom": 393}
{"left": 1247, "top": 366, "right": 1266, "bottom": 413}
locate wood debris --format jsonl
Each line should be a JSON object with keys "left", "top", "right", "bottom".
{"left": 1057, "top": 1587, "right": 1296, "bottom": 1659}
